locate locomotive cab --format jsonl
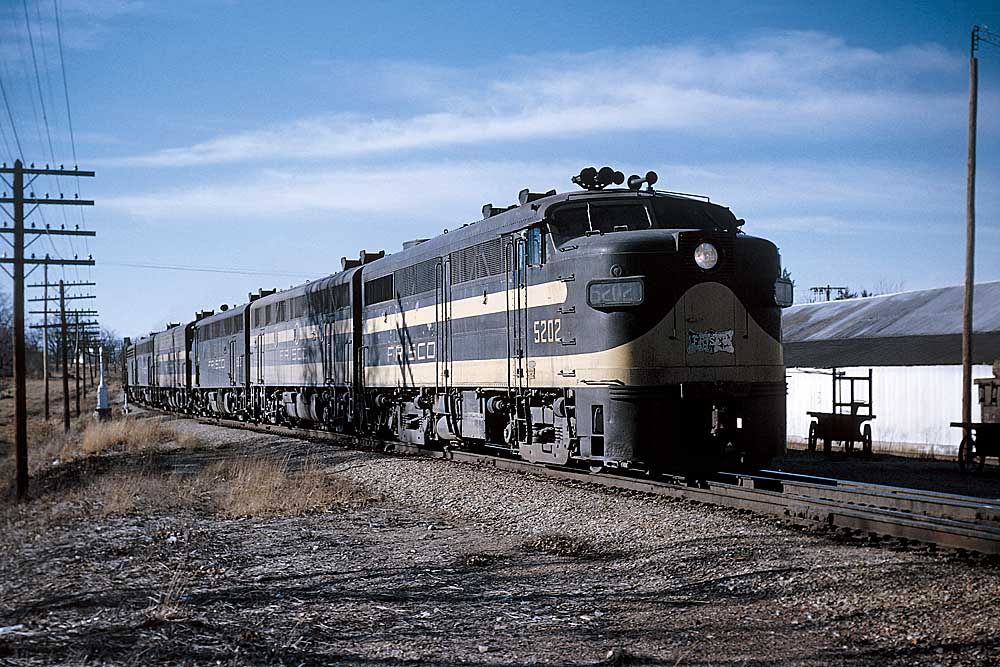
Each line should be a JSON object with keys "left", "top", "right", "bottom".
{"left": 529, "top": 189, "right": 788, "bottom": 471}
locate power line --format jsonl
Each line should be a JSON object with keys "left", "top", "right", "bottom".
{"left": 0, "top": 74, "right": 24, "bottom": 159}
{"left": 52, "top": 0, "right": 89, "bottom": 284}
{"left": 32, "top": 0, "right": 75, "bottom": 239}
{"left": 103, "top": 260, "right": 316, "bottom": 278}
{"left": 0, "top": 114, "right": 14, "bottom": 159}
{"left": 20, "top": 0, "right": 75, "bottom": 282}
{"left": 21, "top": 0, "right": 59, "bottom": 168}
{"left": 53, "top": 0, "right": 76, "bottom": 166}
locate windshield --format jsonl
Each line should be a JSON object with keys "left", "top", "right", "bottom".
{"left": 548, "top": 201, "right": 653, "bottom": 247}
{"left": 548, "top": 196, "right": 739, "bottom": 247}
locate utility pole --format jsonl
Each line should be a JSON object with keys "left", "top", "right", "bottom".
{"left": 1, "top": 160, "right": 95, "bottom": 499}
{"left": 963, "top": 26, "right": 999, "bottom": 439}
{"left": 42, "top": 265, "right": 48, "bottom": 419}
{"left": 74, "top": 312, "right": 81, "bottom": 416}
{"left": 29, "top": 308, "right": 99, "bottom": 421}
{"left": 28, "top": 285, "right": 96, "bottom": 424}
{"left": 809, "top": 285, "right": 848, "bottom": 302}
{"left": 60, "top": 282, "right": 69, "bottom": 431}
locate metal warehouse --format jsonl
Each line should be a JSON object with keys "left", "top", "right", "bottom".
{"left": 782, "top": 281, "right": 1000, "bottom": 457}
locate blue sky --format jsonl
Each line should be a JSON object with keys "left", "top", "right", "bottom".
{"left": 1, "top": 0, "right": 998, "bottom": 336}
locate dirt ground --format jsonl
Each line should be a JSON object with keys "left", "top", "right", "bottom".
{"left": 1, "top": 383, "right": 999, "bottom": 666}
{"left": 775, "top": 449, "right": 1000, "bottom": 499}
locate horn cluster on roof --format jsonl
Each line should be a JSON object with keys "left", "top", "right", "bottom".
{"left": 572, "top": 166, "right": 659, "bottom": 192}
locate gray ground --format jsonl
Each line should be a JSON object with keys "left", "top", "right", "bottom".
{"left": 2, "top": 416, "right": 999, "bottom": 666}
{"left": 775, "top": 448, "right": 1000, "bottom": 499}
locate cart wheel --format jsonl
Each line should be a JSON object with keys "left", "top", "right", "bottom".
{"left": 808, "top": 422, "right": 817, "bottom": 452}
{"left": 958, "top": 436, "right": 984, "bottom": 474}
{"left": 823, "top": 438, "right": 832, "bottom": 456}
{"left": 862, "top": 424, "right": 873, "bottom": 459}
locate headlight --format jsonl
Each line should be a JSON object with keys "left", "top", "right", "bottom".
{"left": 694, "top": 242, "right": 719, "bottom": 270}
{"left": 588, "top": 278, "right": 645, "bottom": 308}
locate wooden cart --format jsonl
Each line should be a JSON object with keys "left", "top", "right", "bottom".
{"left": 806, "top": 369, "right": 875, "bottom": 458}
{"left": 950, "top": 422, "right": 1000, "bottom": 473}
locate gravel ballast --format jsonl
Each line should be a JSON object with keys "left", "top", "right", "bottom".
{"left": 2, "top": 414, "right": 998, "bottom": 666}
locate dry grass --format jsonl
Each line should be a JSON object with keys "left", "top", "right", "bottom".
{"left": 88, "top": 469, "right": 202, "bottom": 516}
{"left": 144, "top": 563, "right": 188, "bottom": 623}
{"left": 83, "top": 456, "right": 370, "bottom": 518}
{"left": 209, "top": 456, "right": 370, "bottom": 518}
{"left": 80, "top": 418, "right": 176, "bottom": 455}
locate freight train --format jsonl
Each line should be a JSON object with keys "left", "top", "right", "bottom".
{"left": 125, "top": 167, "right": 794, "bottom": 470}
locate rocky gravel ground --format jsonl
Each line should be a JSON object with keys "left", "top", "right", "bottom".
{"left": 2, "top": 414, "right": 999, "bottom": 666}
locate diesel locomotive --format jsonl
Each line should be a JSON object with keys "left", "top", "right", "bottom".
{"left": 125, "top": 167, "right": 794, "bottom": 470}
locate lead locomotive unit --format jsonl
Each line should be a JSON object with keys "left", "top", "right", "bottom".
{"left": 125, "top": 167, "right": 793, "bottom": 471}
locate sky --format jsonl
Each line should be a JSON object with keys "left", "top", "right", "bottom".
{"left": 1, "top": 0, "right": 999, "bottom": 337}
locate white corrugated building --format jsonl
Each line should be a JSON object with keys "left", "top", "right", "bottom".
{"left": 782, "top": 281, "right": 1000, "bottom": 457}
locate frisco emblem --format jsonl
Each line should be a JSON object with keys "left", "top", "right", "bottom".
{"left": 687, "top": 329, "right": 735, "bottom": 354}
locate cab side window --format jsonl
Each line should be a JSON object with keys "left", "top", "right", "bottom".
{"left": 526, "top": 226, "right": 544, "bottom": 266}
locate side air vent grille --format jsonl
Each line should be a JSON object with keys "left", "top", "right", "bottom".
{"left": 331, "top": 283, "right": 351, "bottom": 310}
{"left": 394, "top": 258, "right": 440, "bottom": 298}
{"left": 364, "top": 274, "right": 394, "bottom": 306}
{"left": 450, "top": 238, "right": 504, "bottom": 284}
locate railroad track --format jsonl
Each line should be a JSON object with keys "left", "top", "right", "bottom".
{"left": 185, "top": 414, "right": 1000, "bottom": 556}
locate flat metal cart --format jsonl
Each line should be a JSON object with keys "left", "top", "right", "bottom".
{"left": 951, "top": 370, "right": 1000, "bottom": 473}
{"left": 807, "top": 369, "right": 875, "bottom": 458}
{"left": 951, "top": 422, "right": 1000, "bottom": 473}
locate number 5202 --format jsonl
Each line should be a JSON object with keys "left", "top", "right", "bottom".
{"left": 532, "top": 318, "right": 561, "bottom": 344}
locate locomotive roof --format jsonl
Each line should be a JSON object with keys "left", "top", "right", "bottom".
{"left": 126, "top": 187, "right": 738, "bottom": 343}
{"left": 361, "top": 189, "right": 735, "bottom": 276}
{"left": 249, "top": 266, "right": 359, "bottom": 311}
{"left": 194, "top": 302, "right": 248, "bottom": 329}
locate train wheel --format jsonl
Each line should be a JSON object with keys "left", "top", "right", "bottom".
{"left": 862, "top": 424, "right": 873, "bottom": 459}
{"left": 958, "top": 436, "right": 984, "bottom": 474}
{"left": 807, "top": 423, "right": 817, "bottom": 452}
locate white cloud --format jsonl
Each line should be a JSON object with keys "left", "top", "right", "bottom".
{"left": 107, "top": 32, "right": 971, "bottom": 168}
{"left": 101, "top": 158, "right": 988, "bottom": 238}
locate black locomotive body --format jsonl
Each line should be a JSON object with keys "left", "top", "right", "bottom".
{"left": 125, "top": 322, "right": 192, "bottom": 411}
{"left": 190, "top": 305, "right": 249, "bottom": 418}
{"left": 246, "top": 269, "right": 362, "bottom": 428}
{"left": 125, "top": 172, "right": 791, "bottom": 471}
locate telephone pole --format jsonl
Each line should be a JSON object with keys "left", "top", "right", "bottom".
{"left": 963, "top": 26, "right": 999, "bottom": 439}
{"left": 809, "top": 285, "right": 848, "bottom": 302}
{"left": 28, "top": 285, "right": 96, "bottom": 419}
{"left": 30, "top": 307, "right": 99, "bottom": 429}
{"left": 28, "top": 282, "right": 97, "bottom": 420}
{"left": 1, "top": 160, "right": 95, "bottom": 499}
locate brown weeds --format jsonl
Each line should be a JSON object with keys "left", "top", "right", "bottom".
{"left": 209, "top": 456, "right": 369, "bottom": 518}
{"left": 80, "top": 418, "right": 174, "bottom": 455}
{"left": 89, "top": 469, "right": 200, "bottom": 516}
{"left": 86, "top": 456, "right": 369, "bottom": 518}
{"left": 144, "top": 563, "right": 188, "bottom": 623}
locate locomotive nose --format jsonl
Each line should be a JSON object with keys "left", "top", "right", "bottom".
{"left": 683, "top": 282, "right": 737, "bottom": 367}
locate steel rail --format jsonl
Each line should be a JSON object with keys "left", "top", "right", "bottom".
{"left": 185, "top": 414, "right": 1000, "bottom": 555}
{"left": 719, "top": 470, "right": 1000, "bottom": 526}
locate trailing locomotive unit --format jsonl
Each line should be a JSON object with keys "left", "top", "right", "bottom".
{"left": 361, "top": 167, "right": 793, "bottom": 469}
{"left": 124, "top": 321, "right": 192, "bottom": 411}
{"left": 190, "top": 304, "right": 250, "bottom": 418}
{"left": 247, "top": 268, "right": 363, "bottom": 428}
